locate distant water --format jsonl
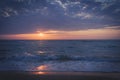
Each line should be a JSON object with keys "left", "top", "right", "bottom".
{"left": 0, "top": 40, "right": 120, "bottom": 72}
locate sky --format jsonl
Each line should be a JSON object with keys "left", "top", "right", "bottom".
{"left": 0, "top": 0, "right": 120, "bottom": 40}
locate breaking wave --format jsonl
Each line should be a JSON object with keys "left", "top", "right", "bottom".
{"left": 1, "top": 53, "right": 120, "bottom": 62}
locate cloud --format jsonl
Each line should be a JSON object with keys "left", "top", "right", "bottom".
{"left": 114, "top": 8, "right": 120, "bottom": 13}
{"left": 104, "top": 26, "right": 120, "bottom": 29}
{"left": 71, "top": 12, "right": 92, "bottom": 19}
{"left": 54, "top": 0, "right": 67, "bottom": 10}
{"left": 2, "top": 11, "right": 10, "bottom": 17}
{"left": 0, "top": 0, "right": 120, "bottom": 34}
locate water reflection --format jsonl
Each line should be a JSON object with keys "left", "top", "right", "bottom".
{"left": 32, "top": 71, "right": 47, "bottom": 75}
{"left": 34, "top": 65, "right": 48, "bottom": 75}
{"left": 36, "top": 71, "right": 46, "bottom": 74}
{"left": 36, "top": 65, "right": 48, "bottom": 71}
{"left": 37, "top": 51, "right": 45, "bottom": 54}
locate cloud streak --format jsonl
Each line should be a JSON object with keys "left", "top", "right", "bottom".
{"left": 0, "top": 27, "right": 120, "bottom": 40}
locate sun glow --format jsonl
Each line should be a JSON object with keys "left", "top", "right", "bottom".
{"left": 38, "top": 33, "right": 44, "bottom": 37}
{"left": 0, "top": 28, "right": 120, "bottom": 40}
{"left": 36, "top": 65, "right": 48, "bottom": 71}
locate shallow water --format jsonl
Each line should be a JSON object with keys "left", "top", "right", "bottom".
{"left": 0, "top": 40, "right": 120, "bottom": 72}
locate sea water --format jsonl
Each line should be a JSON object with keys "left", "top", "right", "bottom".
{"left": 0, "top": 40, "right": 120, "bottom": 72}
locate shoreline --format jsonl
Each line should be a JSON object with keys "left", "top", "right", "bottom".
{"left": 0, "top": 71, "right": 120, "bottom": 80}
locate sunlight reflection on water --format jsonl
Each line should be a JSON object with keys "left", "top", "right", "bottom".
{"left": 37, "top": 51, "right": 45, "bottom": 54}
{"left": 34, "top": 65, "right": 49, "bottom": 75}
{"left": 36, "top": 65, "right": 48, "bottom": 71}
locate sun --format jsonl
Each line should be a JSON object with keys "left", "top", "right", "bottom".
{"left": 38, "top": 33, "right": 44, "bottom": 37}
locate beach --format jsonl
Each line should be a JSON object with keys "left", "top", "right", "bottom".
{"left": 0, "top": 71, "right": 120, "bottom": 80}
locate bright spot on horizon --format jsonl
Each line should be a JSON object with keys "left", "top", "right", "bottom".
{"left": 38, "top": 33, "right": 44, "bottom": 37}
{"left": 0, "top": 28, "right": 120, "bottom": 40}
{"left": 37, "top": 65, "right": 48, "bottom": 71}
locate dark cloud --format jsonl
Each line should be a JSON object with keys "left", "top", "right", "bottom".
{"left": 0, "top": 0, "right": 120, "bottom": 34}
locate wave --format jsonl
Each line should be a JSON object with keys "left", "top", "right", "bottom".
{"left": 1, "top": 54, "right": 120, "bottom": 62}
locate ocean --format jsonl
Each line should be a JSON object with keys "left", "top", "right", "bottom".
{"left": 0, "top": 40, "right": 120, "bottom": 72}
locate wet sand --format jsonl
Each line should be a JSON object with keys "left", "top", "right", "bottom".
{"left": 0, "top": 71, "right": 120, "bottom": 80}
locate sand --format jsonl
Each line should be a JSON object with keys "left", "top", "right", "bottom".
{"left": 0, "top": 71, "right": 120, "bottom": 80}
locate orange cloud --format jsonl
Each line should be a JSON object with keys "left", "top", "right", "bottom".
{"left": 0, "top": 28, "right": 120, "bottom": 40}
